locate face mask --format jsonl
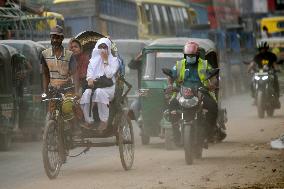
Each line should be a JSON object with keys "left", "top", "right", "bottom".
{"left": 186, "top": 56, "right": 196, "bottom": 64}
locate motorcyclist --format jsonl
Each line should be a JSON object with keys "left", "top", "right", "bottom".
{"left": 168, "top": 41, "right": 218, "bottom": 143}
{"left": 248, "top": 41, "right": 280, "bottom": 108}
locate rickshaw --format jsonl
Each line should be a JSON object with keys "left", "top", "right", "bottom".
{"left": 129, "top": 38, "right": 223, "bottom": 147}
{"left": 0, "top": 40, "right": 45, "bottom": 140}
{"left": 41, "top": 32, "right": 134, "bottom": 179}
{"left": 0, "top": 44, "right": 26, "bottom": 150}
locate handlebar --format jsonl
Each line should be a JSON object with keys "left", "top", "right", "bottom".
{"left": 41, "top": 97, "right": 62, "bottom": 102}
{"left": 41, "top": 85, "right": 75, "bottom": 102}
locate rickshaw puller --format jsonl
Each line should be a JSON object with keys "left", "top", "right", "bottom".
{"left": 168, "top": 41, "right": 218, "bottom": 142}
{"left": 41, "top": 25, "right": 78, "bottom": 117}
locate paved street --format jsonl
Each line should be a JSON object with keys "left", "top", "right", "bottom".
{"left": 0, "top": 94, "right": 283, "bottom": 189}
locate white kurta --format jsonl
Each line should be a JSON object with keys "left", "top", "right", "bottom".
{"left": 80, "top": 38, "right": 119, "bottom": 123}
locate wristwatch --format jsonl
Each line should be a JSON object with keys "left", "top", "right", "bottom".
{"left": 103, "top": 60, "right": 108, "bottom": 65}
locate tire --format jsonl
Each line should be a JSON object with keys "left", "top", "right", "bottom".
{"left": 266, "top": 108, "right": 274, "bottom": 117}
{"left": 165, "top": 128, "right": 176, "bottom": 150}
{"left": 42, "top": 120, "right": 62, "bottom": 179}
{"left": 194, "top": 125, "right": 204, "bottom": 159}
{"left": 183, "top": 125, "right": 195, "bottom": 165}
{"left": 140, "top": 125, "right": 150, "bottom": 145}
{"left": 257, "top": 91, "right": 265, "bottom": 118}
{"left": 118, "top": 114, "right": 135, "bottom": 171}
{"left": 0, "top": 133, "right": 12, "bottom": 151}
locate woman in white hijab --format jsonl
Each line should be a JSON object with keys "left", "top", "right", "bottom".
{"left": 80, "top": 37, "right": 119, "bottom": 130}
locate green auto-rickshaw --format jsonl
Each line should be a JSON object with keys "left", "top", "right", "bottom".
{"left": 130, "top": 38, "right": 219, "bottom": 146}
{"left": 1, "top": 40, "right": 46, "bottom": 140}
{"left": 0, "top": 44, "right": 26, "bottom": 150}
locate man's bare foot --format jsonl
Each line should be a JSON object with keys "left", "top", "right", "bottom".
{"left": 80, "top": 122, "right": 92, "bottom": 130}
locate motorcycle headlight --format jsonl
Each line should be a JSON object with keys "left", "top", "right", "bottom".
{"left": 254, "top": 76, "right": 260, "bottom": 80}
{"left": 61, "top": 97, "right": 74, "bottom": 121}
{"left": 178, "top": 96, "right": 199, "bottom": 108}
{"left": 262, "top": 76, "right": 268, "bottom": 80}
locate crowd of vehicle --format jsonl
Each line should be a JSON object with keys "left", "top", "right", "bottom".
{"left": 1, "top": 22, "right": 284, "bottom": 179}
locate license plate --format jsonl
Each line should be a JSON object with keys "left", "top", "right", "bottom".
{"left": 183, "top": 88, "right": 193, "bottom": 97}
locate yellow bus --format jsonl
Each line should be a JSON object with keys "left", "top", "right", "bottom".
{"left": 260, "top": 16, "right": 284, "bottom": 37}
{"left": 43, "top": 11, "right": 64, "bottom": 29}
{"left": 35, "top": 11, "right": 64, "bottom": 31}
{"left": 53, "top": 0, "right": 197, "bottom": 39}
{"left": 133, "top": 0, "right": 196, "bottom": 39}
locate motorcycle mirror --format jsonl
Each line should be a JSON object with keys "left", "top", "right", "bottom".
{"left": 162, "top": 68, "right": 173, "bottom": 79}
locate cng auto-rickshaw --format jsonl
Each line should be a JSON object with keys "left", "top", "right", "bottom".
{"left": 113, "top": 39, "right": 150, "bottom": 98}
{"left": 0, "top": 44, "right": 26, "bottom": 150}
{"left": 129, "top": 38, "right": 221, "bottom": 147}
{"left": 1, "top": 40, "right": 46, "bottom": 140}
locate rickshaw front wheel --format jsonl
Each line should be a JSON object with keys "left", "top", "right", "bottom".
{"left": 42, "top": 120, "right": 62, "bottom": 179}
{"left": 118, "top": 113, "right": 134, "bottom": 171}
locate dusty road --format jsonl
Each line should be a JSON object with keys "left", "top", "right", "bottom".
{"left": 0, "top": 94, "right": 284, "bottom": 189}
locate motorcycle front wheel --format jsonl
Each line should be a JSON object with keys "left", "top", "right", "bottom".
{"left": 183, "top": 125, "right": 195, "bottom": 165}
{"left": 257, "top": 91, "right": 265, "bottom": 118}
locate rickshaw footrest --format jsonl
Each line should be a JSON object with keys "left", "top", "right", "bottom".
{"left": 73, "top": 142, "right": 117, "bottom": 147}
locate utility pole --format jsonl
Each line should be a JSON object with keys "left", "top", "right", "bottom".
{"left": 94, "top": 0, "right": 101, "bottom": 32}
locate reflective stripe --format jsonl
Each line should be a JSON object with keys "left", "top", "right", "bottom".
{"left": 176, "top": 60, "right": 185, "bottom": 83}
{"left": 50, "top": 71, "right": 69, "bottom": 80}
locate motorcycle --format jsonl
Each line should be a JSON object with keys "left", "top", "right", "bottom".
{"left": 162, "top": 68, "right": 225, "bottom": 165}
{"left": 253, "top": 68, "right": 279, "bottom": 118}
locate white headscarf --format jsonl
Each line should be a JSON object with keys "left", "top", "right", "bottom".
{"left": 87, "top": 37, "right": 118, "bottom": 80}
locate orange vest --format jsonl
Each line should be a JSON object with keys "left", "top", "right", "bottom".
{"left": 42, "top": 48, "right": 73, "bottom": 87}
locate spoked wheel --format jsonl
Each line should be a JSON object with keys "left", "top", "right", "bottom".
{"left": 42, "top": 120, "right": 62, "bottom": 179}
{"left": 118, "top": 114, "right": 134, "bottom": 170}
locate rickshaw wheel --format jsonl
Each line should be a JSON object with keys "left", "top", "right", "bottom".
{"left": 118, "top": 113, "right": 134, "bottom": 170}
{"left": 42, "top": 120, "right": 62, "bottom": 179}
